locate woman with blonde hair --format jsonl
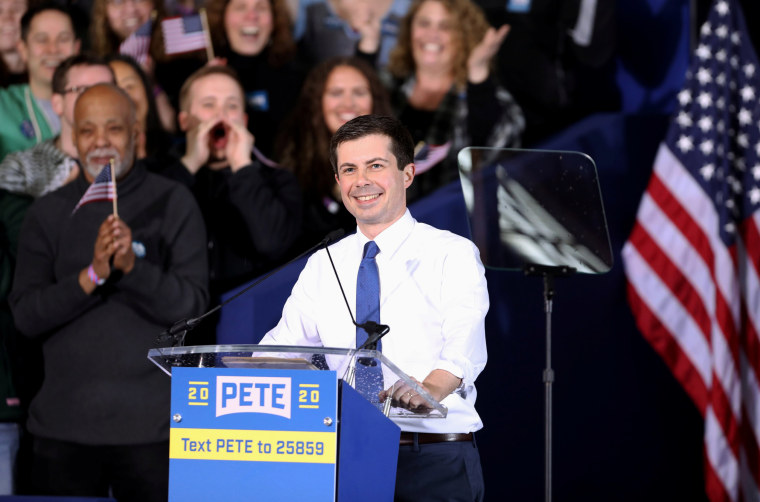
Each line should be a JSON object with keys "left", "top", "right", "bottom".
{"left": 360, "top": 0, "right": 524, "bottom": 201}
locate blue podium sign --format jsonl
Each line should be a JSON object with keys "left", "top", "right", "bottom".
{"left": 169, "top": 367, "right": 339, "bottom": 501}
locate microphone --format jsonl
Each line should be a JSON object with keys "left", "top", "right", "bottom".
{"left": 323, "top": 244, "right": 390, "bottom": 354}
{"left": 157, "top": 229, "right": 346, "bottom": 346}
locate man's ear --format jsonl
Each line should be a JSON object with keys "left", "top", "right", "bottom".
{"left": 51, "top": 93, "right": 64, "bottom": 116}
{"left": 403, "top": 163, "right": 415, "bottom": 188}
{"left": 178, "top": 111, "right": 189, "bottom": 132}
{"left": 17, "top": 38, "right": 28, "bottom": 64}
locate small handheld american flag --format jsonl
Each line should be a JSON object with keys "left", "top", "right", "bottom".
{"left": 72, "top": 163, "right": 116, "bottom": 214}
{"left": 161, "top": 12, "right": 209, "bottom": 56}
{"left": 413, "top": 141, "right": 451, "bottom": 175}
{"left": 119, "top": 19, "right": 152, "bottom": 66}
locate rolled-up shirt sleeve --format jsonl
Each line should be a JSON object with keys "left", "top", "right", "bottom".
{"left": 434, "top": 239, "right": 489, "bottom": 388}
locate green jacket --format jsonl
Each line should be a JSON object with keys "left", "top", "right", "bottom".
{"left": 0, "top": 84, "right": 56, "bottom": 163}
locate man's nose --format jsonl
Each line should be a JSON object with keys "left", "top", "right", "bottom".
{"left": 94, "top": 129, "right": 110, "bottom": 147}
{"left": 355, "top": 168, "right": 371, "bottom": 185}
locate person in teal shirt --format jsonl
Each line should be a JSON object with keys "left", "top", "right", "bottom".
{"left": 0, "top": 3, "right": 80, "bottom": 162}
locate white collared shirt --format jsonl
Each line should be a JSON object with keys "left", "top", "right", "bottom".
{"left": 261, "top": 210, "right": 489, "bottom": 433}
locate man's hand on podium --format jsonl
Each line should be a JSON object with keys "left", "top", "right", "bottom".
{"left": 379, "top": 377, "right": 433, "bottom": 413}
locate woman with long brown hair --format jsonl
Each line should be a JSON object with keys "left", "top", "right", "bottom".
{"left": 276, "top": 56, "right": 391, "bottom": 247}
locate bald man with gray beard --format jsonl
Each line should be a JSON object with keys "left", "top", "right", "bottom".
{"left": 10, "top": 84, "right": 208, "bottom": 502}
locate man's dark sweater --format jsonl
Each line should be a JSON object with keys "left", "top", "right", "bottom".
{"left": 9, "top": 163, "right": 208, "bottom": 445}
{"left": 162, "top": 158, "right": 303, "bottom": 300}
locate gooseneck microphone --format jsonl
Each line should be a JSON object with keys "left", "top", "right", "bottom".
{"left": 157, "top": 229, "right": 346, "bottom": 346}
{"left": 323, "top": 244, "right": 390, "bottom": 351}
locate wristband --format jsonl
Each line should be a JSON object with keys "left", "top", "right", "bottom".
{"left": 87, "top": 264, "right": 106, "bottom": 286}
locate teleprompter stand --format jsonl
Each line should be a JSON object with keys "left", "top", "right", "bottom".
{"left": 458, "top": 148, "right": 613, "bottom": 502}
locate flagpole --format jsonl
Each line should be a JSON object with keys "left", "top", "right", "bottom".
{"left": 199, "top": 8, "right": 214, "bottom": 61}
{"left": 109, "top": 158, "right": 119, "bottom": 218}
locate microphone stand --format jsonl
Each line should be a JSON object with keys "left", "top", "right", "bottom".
{"left": 156, "top": 229, "right": 346, "bottom": 347}
{"left": 524, "top": 263, "right": 576, "bottom": 502}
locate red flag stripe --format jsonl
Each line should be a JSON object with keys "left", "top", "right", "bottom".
{"left": 706, "top": 406, "right": 741, "bottom": 501}
{"left": 631, "top": 201, "right": 713, "bottom": 339}
{"left": 624, "top": 243, "right": 712, "bottom": 404}
{"left": 705, "top": 441, "right": 737, "bottom": 502}
{"left": 626, "top": 282, "right": 709, "bottom": 411}
{"left": 648, "top": 173, "right": 715, "bottom": 270}
{"left": 708, "top": 369, "right": 742, "bottom": 459}
{"left": 744, "top": 216, "right": 760, "bottom": 330}
{"left": 630, "top": 230, "right": 713, "bottom": 352}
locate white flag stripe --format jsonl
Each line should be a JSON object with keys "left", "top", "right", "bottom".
{"left": 705, "top": 406, "right": 740, "bottom": 501}
{"left": 622, "top": 242, "right": 713, "bottom": 385}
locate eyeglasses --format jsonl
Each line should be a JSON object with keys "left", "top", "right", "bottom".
{"left": 106, "top": 0, "right": 151, "bottom": 7}
{"left": 59, "top": 85, "right": 91, "bottom": 95}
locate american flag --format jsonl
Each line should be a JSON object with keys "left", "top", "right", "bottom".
{"left": 119, "top": 19, "right": 152, "bottom": 66}
{"left": 161, "top": 14, "right": 207, "bottom": 55}
{"left": 621, "top": 0, "right": 760, "bottom": 500}
{"left": 72, "top": 164, "right": 115, "bottom": 214}
{"left": 413, "top": 141, "right": 451, "bottom": 175}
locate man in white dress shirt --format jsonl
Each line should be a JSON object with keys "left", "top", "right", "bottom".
{"left": 261, "top": 114, "right": 488, "bottom": 501}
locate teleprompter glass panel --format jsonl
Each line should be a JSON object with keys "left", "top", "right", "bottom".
{"left": 458, "top": 147, "right": 613, "bottom": 274}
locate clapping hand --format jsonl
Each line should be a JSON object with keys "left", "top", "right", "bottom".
{"left": 349, "top": 2, "right": 382, "bottom": 54}
{"left": 467, "top": 24, "right": 510, "bottom": 84}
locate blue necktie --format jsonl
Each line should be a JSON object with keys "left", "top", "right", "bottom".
{"left": 355, "top": 241, "right": 383, "bottom": 402}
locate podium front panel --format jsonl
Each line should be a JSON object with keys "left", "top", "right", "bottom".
{"left": 168, "top": 367, "right": 339, "bottom": 501}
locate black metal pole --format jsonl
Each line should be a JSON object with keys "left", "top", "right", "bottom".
{"left": 543, "top": 274, "right": 555, "bottom": 502}
{"left": 524, "top": 264, "right": 574, "bottom": 502}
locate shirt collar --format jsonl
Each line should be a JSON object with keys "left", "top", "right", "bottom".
{"left": 356, "top": 209, "right": 414, "bottom": 260}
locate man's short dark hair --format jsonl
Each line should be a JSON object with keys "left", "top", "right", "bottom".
{"left": 329, "top": 115, "right": 414, "bottom": 175}
{"left": 52, "top": 54, "right": 113, "bottom": 95}
{"left": 20, "top": 3, "right": 76, "bottom": 42}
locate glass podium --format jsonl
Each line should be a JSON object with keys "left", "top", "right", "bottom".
{"left": 148, "top": 344, "right": 447, "bottom": 418}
